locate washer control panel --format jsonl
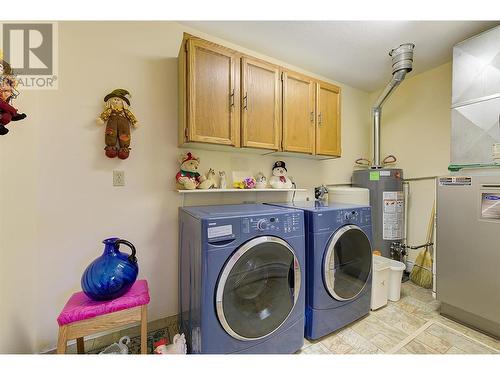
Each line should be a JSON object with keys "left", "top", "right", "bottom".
{"left": 242, "top": 212, "right": 303, "bottom": 235}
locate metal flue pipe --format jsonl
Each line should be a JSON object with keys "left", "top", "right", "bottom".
{"left": 372, "top": 43, "right": 415, "bottom": 169}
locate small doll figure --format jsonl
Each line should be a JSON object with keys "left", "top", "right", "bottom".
{"left": 255, "top": 172, "right": 267, "bottom": 189}
{"left": 219, "top": 171, "right": 227, "bottom": 189}
{"left": 0, "top": 59, "right": 27, "bottom": 136}
{"left": 97, "top": 89, "right": 139, "bottom": 159}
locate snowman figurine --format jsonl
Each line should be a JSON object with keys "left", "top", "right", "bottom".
{"left": 269, "top": 161, "right": 293, "bottom": 189}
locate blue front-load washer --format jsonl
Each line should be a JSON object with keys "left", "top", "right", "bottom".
{"left": 265, "top": 201, "right": 372, "bottom": 340}
{"left": 179, "top": 204, "right": 305, "bottom": 354}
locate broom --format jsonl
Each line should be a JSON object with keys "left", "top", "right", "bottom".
{"left": 410, "top": 202, "right": 435, "bottom": 288}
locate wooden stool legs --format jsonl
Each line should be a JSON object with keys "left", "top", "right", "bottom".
{"left": 141, "top": 305, "right": 148, "bottom": 354}
{"left": 76, "top": 337, "right": 85, "bottom": 354}
{"left": 56, "top": 305, "right": 149, "bottom": 354}
{"left": 57, "top": 326, "right": 68, "bottom": 354}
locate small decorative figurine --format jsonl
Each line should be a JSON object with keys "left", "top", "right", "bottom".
{"left": 153, "top": 334, "right": 187, "bottom": 355}
{"left": 269, "top": 161, "right": 293, "bottom": 189}
{"left": 315, "top": 185, "right": 329, "bottom": 201}
{"left": 243, "top": 177, "right": 256, "bottom": 189}
{"left": 255, "top": 172, "right": 267, "bottom": 189}
{"left": 219, "top": 171, "right": 227, "bottom": 189}
{"left": 0, "top": 57, "right": 27, "bottom": 136}
{"left": 97, "top": 89, "right": 138, "bottom": 160}
{"left": 205, "top": 168, "right": 218, "bottom": 189}
{"left": 99, "top": 336, "right": 130, "bottom": 354}
{"left": 233, "top": 181, "right": 245, "bottom": 189}
{"left": 176, "top": 152, "right": 213, "bottom": 190}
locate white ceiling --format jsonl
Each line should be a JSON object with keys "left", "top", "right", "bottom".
{"left": 180, "top": 21, "right": 500, "bottom": 92}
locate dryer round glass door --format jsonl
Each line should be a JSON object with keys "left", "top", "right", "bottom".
{"left": 323, "top": 225, "right": 372, "bottom": 301}
{"left": 215, "top": 236, "right": 301, "bottom": 341}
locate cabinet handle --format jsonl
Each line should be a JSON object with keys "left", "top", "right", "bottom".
{"left": 310, "top": 111, "right": 314, "bottom": 123}
{"left": 243, "top": 92, "right": 248, "bottom": 110}
{"left": 318, "top": 112, "right": 322, "bottom": 126}
{"left": 230, "top": 90, "right": 235, "bottom": 108}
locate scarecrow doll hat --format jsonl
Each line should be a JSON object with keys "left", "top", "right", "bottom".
{"left": 104, "top": 88, "right": 131, "bottom": 106}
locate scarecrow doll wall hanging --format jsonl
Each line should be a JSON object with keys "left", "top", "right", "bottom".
{"left": 0, "top": 57, "right": 27, "bottom": 136}
{"left": 97, "top": 89, "right": 139, "bottom": 159}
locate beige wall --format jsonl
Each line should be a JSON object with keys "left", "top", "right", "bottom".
{"left": 371, "top": 62, "right": 452, "bottom": 262}
{"left": 0, "top": 21, "right": 371, "bottom": 353}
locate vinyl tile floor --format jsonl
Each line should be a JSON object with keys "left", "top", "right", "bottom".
{"left": 297, "top": 281, "right": 500, "bottom": 355}
{"left": 86, "top": 281, "right": 499, "bottom": 355}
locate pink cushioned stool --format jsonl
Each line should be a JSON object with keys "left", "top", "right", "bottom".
{"left": 56, "top": 279, "right": 150, "bottom": 354}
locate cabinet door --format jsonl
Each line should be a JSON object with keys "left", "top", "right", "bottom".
{"left": 241, "top": 58, "right": 281, "bottom": 150}
{"left": 186, "top": 39, "right": 239, "bottom": 146}
{"left": 316, "top": 82, "right": 341, "bottom": 156}
{"left": 282, "top": 71, "right": 315, "bottom": 154}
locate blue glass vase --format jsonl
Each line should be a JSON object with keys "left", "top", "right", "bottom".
{"left": 81, "top": 238, "right": 139, "bottom": 301}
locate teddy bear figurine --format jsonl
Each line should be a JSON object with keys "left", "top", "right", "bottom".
{"left": 269, "top": 161, "right": 293, "bottom": 189}
{"left": 176, "top": 152, "right": 213, "bottom": 190}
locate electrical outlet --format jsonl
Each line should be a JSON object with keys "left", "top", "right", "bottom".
{"left": 113, "top": 170, "right": 125, "bottom": 186}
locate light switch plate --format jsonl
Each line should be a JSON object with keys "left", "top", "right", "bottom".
{"left": 113, "top": 170, "right": 125, "bottom": 186}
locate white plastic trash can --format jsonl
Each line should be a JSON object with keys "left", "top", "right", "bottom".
{"left": 388, "top": 258, "right": 406, "bottom": 302}
{"left": 371, "top": 256, "right": 390, "bottom": 310}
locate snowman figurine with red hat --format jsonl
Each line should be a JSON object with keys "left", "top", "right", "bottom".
{"left": 269, "top": 161, "right": 293, "bottom": 189}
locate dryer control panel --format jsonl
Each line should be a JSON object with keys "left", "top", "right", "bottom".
{"left": 313, "top": 206, "right": 371, "bottom": 232}
{"left": 338, "top": 207, "right": 371, "bottom": 226}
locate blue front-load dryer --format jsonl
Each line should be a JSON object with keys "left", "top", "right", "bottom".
{"left": 179, "top": 204, "right": 305, "bottom": 354}
{"left": 266, "top": 201, "right": 372, "bottom": 340}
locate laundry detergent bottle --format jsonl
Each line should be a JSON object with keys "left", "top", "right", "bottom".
{"left": 81, "top": 238, "right": 139, "bottom": 301}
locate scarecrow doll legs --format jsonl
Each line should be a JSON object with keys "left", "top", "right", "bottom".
{"left": 105, "top": 112, "right": 131, "bottom": 159}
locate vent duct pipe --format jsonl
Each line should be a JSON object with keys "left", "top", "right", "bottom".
{"left": 372, "top": 43, "right": 415, "bottom": 169}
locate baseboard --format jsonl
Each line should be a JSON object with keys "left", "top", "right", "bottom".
{"left": 440, "top": 303, "right": 500, "bottom": 340}
{"left": 43, "top": 314, "right": 180, "bottom": 354}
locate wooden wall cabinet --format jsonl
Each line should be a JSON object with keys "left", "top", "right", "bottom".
{"left": 315, "top": 81, "right": 341, "bottom": 157}
{"left": 282, "top": 71, "right": 316, "bottom": 154}
{"left": 241, "top": 57, "right": 281, "bottom": 150}
{"left": 179, "top": 34, "right": 342, "bottom": 158}
{"left": 179, "top": 38, "right": 239, "bottom": 147}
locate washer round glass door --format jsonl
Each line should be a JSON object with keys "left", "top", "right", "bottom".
{"left": 215, "top": 236, "right": 301, "bottom": 341}
{"left": 323, "top": 225, "right": 372, "bottom": 301}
